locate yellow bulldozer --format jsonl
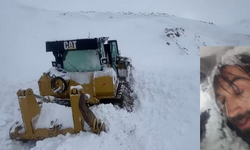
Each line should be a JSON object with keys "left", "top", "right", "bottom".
{"left": 9, "top": 37, "right": 134, "bottom": 140}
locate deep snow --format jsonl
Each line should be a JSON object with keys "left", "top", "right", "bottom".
{"left": 0, "top": 0, "right": 250, "bottom": 150}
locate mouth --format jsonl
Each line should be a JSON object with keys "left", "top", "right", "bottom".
{"left": 236, "top": 116, "right": 250, "bottom": 130}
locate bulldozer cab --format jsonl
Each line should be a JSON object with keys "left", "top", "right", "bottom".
{"left": 46, "top": 37, "right": 120, "bottom": 72}
{"left": 62, "top": 49, "right": 101, "bottom": 72}
{"left": 107, "top": 40, "right": 120, "bottom": 69}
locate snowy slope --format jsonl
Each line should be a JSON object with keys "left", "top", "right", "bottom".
{"left": 13, "top": 0, "right": 250, "bottom": 25}
{"left": 0, "top": 0, "right": 250, "bottom": 150}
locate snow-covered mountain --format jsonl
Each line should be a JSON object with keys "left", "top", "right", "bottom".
{"left": 0, "top": 0, "right": 250, "bottom": 150}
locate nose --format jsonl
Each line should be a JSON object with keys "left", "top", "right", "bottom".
{"left": 225, "top": 98, "right": 244, "bottom": 118}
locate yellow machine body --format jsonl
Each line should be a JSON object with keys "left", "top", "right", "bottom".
{"left": 38, "top": 69, "right": 119, "bottom": 104}
{"left": 9, "top": 37, "right": 133, "bottom": 141}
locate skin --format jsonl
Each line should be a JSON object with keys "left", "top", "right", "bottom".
{"left": 215, "top": 65, "right": 250, "bottom": 131}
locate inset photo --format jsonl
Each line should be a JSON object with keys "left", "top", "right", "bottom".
{"left": 200, "top": 47, "right": 250, "bottom": 150}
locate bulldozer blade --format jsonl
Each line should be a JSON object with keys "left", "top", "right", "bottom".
{"left": 10, "top": 88, "right": 75, "bottom": 141}
{"left": 78, "top": 94, "right": 106, "bottom": 134}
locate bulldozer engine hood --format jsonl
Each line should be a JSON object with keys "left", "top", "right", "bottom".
{"left": 47, "top": 67, "right": 93, "bottom": 85}
{"left": 47, "top": 67, "right": 117, "bottom": 85}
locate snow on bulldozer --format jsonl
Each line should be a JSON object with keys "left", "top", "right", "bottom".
{"left": 9, "top": 37, "right": 134, "bottom": 140}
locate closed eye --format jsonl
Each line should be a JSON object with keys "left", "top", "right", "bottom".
{"left": 235, "top": 90, "right": 244, "bottom": 96}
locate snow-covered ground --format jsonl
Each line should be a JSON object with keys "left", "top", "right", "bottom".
{"left": 0, "top": 0, "right": 250, "bottom": 150}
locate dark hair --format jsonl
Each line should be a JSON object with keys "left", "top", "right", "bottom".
{"left": 213, "top": 65, "right": 250, "bottom": 94}
{"left": 213, "top": 54, "right": 250, "bottom": 96}
{"left": 213, "top": 64, "right": 250, "bottom": 96}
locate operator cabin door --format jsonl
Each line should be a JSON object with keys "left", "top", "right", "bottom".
{"left": 108, "top": 40, "right": 120, "bottom": 70}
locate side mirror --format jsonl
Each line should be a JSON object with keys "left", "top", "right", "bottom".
{"left": 118, "top": 50, "right": 121, "bottom": 55}
{"left": 116, "top": 57, "right": 120, "bottom": 63}
{"left": 101, "top": 58, "right": 108, "bottom": 64}
{"left": 52, "top": 61, "right": 56, "bottom": 67}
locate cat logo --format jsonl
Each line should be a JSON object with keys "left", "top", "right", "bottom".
{"left": 64, "top": 41, "right": 77, "bottom": 50}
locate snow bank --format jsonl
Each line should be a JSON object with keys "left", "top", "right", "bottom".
{"left": 34, "top": 103, "right": 74, "bottom": 129}
{"left": 220, "top": 47, "right": 250, "bottom": 66}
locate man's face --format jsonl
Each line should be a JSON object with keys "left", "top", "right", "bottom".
{"left": 215, "top": 65, "right": 250, "bottom": 132}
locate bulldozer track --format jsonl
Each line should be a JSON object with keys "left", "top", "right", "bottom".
{"left": 116, "top": 77, "right": 135, "bottom": 112}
